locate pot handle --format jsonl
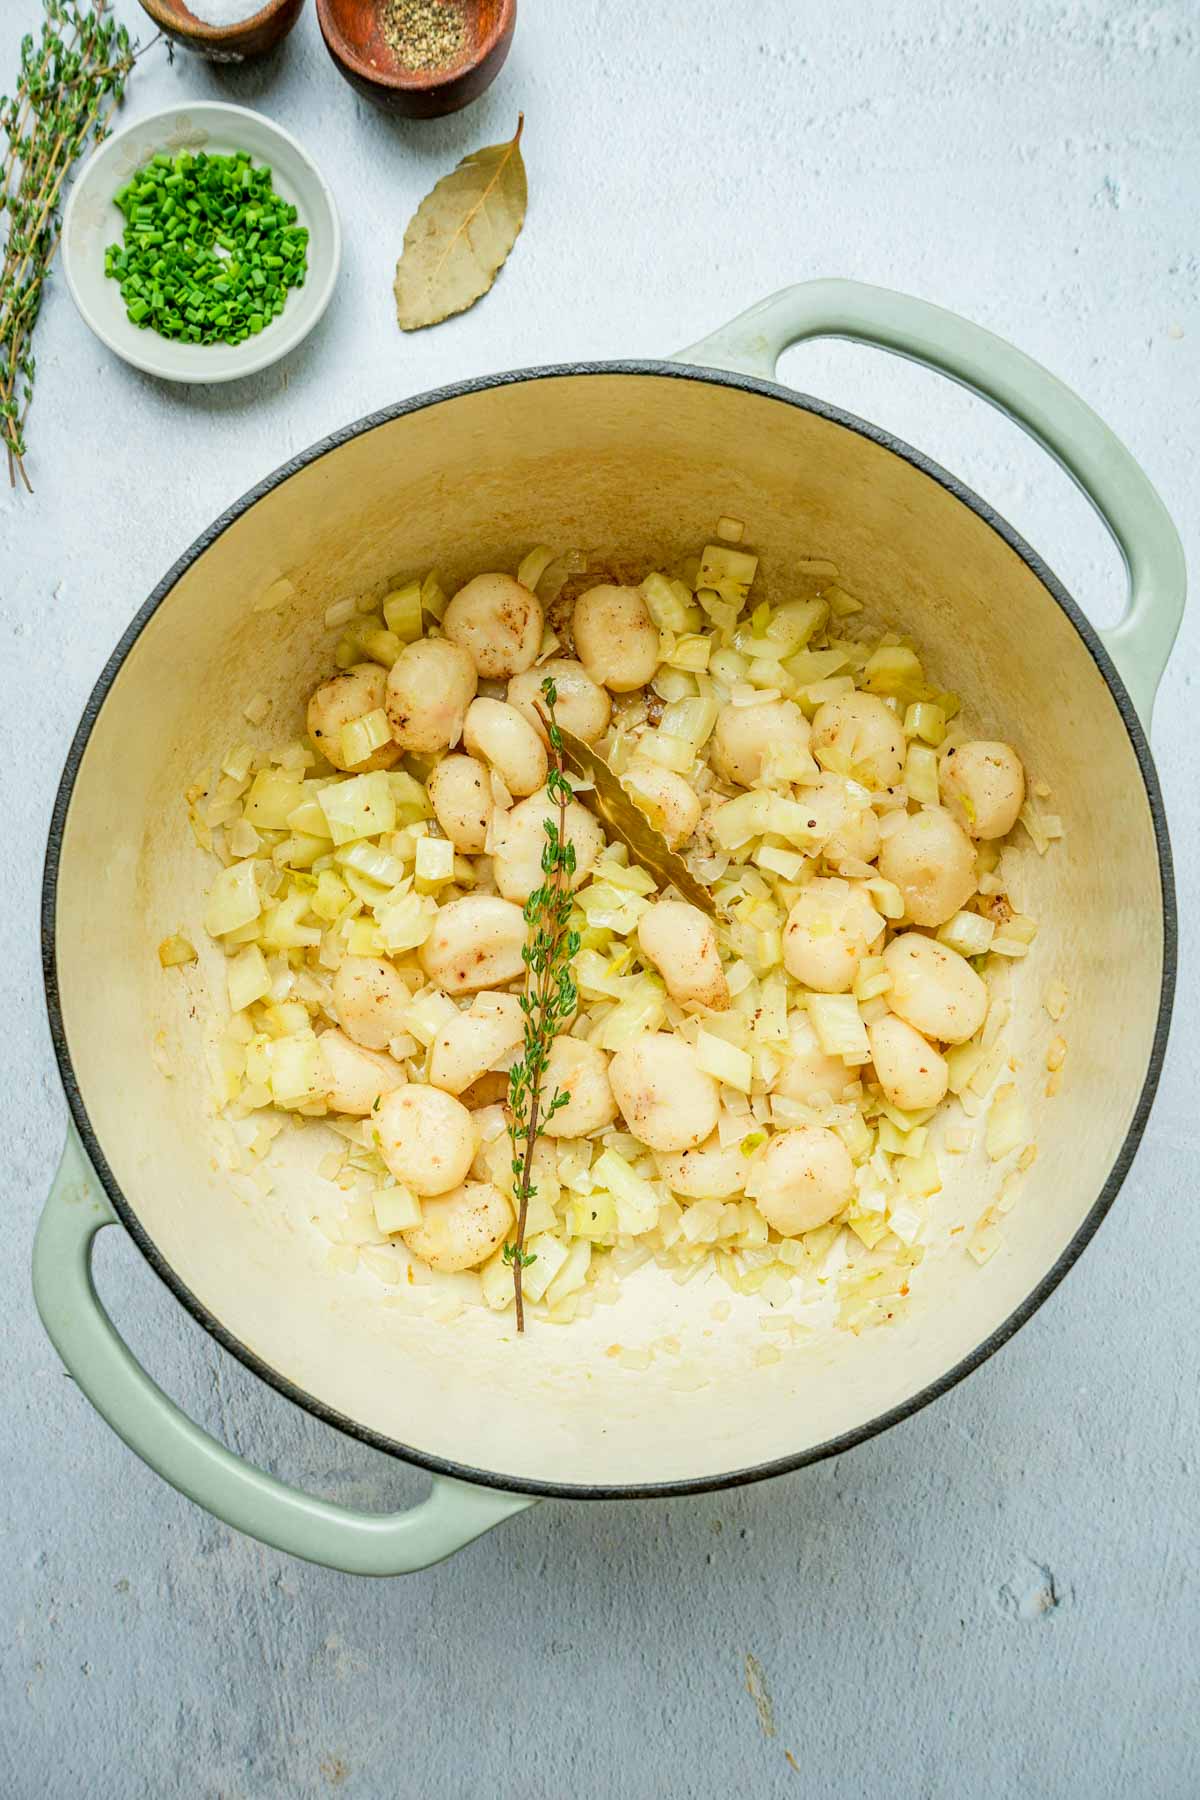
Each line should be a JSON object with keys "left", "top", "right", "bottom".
{"left": 33, "top": 1130, "right": 535, "bottom": 1575}
{"left": 676, "top": 279, "right": 1185, "bottom": 730}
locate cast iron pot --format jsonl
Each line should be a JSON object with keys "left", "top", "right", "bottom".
{"left": 35, "top": 281, "right": 1183, "bottom": 1574}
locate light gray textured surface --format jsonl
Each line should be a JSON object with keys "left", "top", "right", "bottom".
{"left": 3, "top": 2, "right": 1198, "bottom": 1795}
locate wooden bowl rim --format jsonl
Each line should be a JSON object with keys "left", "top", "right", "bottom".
{"left": 314, "top": 0, "right": 515, "bottom": 94}
{"left": 138, "top": 0, "right": 298, "bottom": 46}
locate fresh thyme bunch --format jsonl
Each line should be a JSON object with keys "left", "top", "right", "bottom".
{"left": 1, "top": 1, "right": 143, "bottom": 491}
{"left": 504, "top": 677, "right": 582, "bottom": 1331}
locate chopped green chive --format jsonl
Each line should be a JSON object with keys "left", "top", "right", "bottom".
{"left": 103, "top": 150, "right": 309, "bottom": 348}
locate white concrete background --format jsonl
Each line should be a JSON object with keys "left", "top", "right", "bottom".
{"left": 2, "top": 2, "right": 1198, "bottom": 1795}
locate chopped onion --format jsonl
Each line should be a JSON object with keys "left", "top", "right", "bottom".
{"left": 414, "top": 834, "right": 455, "bottom": 889}
{"left": 808, "top": 993, "right": 870, "bottom": 1064}
{"left": 905, "top": 742, "right": 940, "bottom": 806}
{"left": 966, "top": 1207, "right": 1002, "bottom": 1266}
{"left": 268, "top": 1031, "right": 325, "bottom": 1106}
{"left": 653, "top": 667, "right": 698, "bottom": 704}
{"left": 985, "top": 1083, "right": 1030, "bottom": 1162}
{"left": 339, "top": 708, "right": 392, "bottom": 768}
{"left": 666, "top": 633, "right": 712, "bottom": 673}
{"left": 517, "top": 545, "right": 556, "bottom": 592}
{"left": 318, "top": 771, "right": 396, "bottom": 845}
{"left": 378, "top": 581, "right": 422, "bottom": 643}
{"left": 204, "top": 860, "right": 261, "bottom": 938}
{"left": 545, "top": 1239, "right": 592, "bottom": 1307}
{"left": 324, "top": 597, "right": 358, "bottom": 629}
{"left": 903, "top": 701, "right": 946, "bottom": 746}
{"left": 990, "top": 913, "right": 1038, "bottom": 958}
{"left": 695, "top": 1028, "right": 753, "bottom": 1093}
{"left": 698, "top": 544, "right": 758, "bottom": 604}
{"left": 420, "top": 570, "right": 447, "bottom": 622}
{"left": 1018, "top": 802, "right": 1063, "bottom": 855}
{"left": 592, "top": 1149, "right": 660, "bottom": 1235}
{"left": 937, "top": 910, "right": 996, "bottom": 957}
{"left": 157, "top": 933, "right": 197, "bottom": 968}
{"left": 640, "top": 571, "right": 694, "bottom": 633}
{"left": 853, "top": 955, "right": 891, "bottom": 1001}
{"left": 519, "top": 1233, "right": 570, "bottom": 1303}
{"left": 228, "top": 944, "right": 271, "bottom": 1011}
{"left": 1043, "top": 979, "right": 1069, "bottom": 1022}
{"left": 244, "top": 769, "right": 304, "bottom": 830}
{"left": 403, "top": 986, "right": 457, "bottom": 1046}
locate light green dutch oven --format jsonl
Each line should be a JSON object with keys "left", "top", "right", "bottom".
{"left": 35, "top": 282, "right": 1183, "bottom": 1574}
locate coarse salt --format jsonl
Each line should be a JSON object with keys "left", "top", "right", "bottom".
{"left": 188, "top": 0, "right": 262, "bottom": 24}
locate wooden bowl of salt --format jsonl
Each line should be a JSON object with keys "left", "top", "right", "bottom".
{"left": 137, "top": 0, "right": 306, "bottom": 61}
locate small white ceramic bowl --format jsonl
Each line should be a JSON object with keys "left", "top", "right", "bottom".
{"left": 62, "top": 102, "right": 340, "bottom": 384}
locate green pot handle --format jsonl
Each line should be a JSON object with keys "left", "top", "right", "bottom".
{"left": 33, "top": 1130, "right": 535, "bottom": 1575}
{"left": 676, "top": 279, "right": 1185, "bottom": 730}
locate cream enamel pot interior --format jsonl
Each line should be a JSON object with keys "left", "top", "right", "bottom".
{"left": 35, "top": 282, "right": 1183, "bottom": 1576}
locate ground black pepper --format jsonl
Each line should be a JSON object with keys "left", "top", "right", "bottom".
{"left": 380, "top": 0, "right": 467, "bottom": 70}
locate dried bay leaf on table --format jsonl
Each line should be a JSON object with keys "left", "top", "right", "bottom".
{"left": 556, "top": 727, "right": 719, "bottom": 919}
{"left": 394, "top": 116, "right": 527, "bottom": 331}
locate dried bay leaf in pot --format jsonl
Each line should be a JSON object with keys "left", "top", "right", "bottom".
{"left": 556, "top": 726, "right": 718, "bottom": 919}
{"left": 394, "top": 116, "right": 527, "bottom": 331}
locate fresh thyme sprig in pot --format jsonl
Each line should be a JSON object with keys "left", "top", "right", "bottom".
{"left": 1, "top": 1, "right": 147, "bottom": 491}
{"left": 504, "top": 677, "right": 582, "bottom": 1332}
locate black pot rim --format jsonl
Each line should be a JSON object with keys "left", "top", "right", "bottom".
{"left": 41, "top": 359, "right": 1177, "bottom": 1503}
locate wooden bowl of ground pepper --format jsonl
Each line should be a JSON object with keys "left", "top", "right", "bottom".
{"left": 315, "top": 0, "right": 515, "bottom": 117}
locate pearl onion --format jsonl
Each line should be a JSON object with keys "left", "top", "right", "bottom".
{"left": 376, "top": 1084, "right": 476, "bottom": 1196}
{"left": 752, "top": 1127, "right": 855, "bottom": 1235}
